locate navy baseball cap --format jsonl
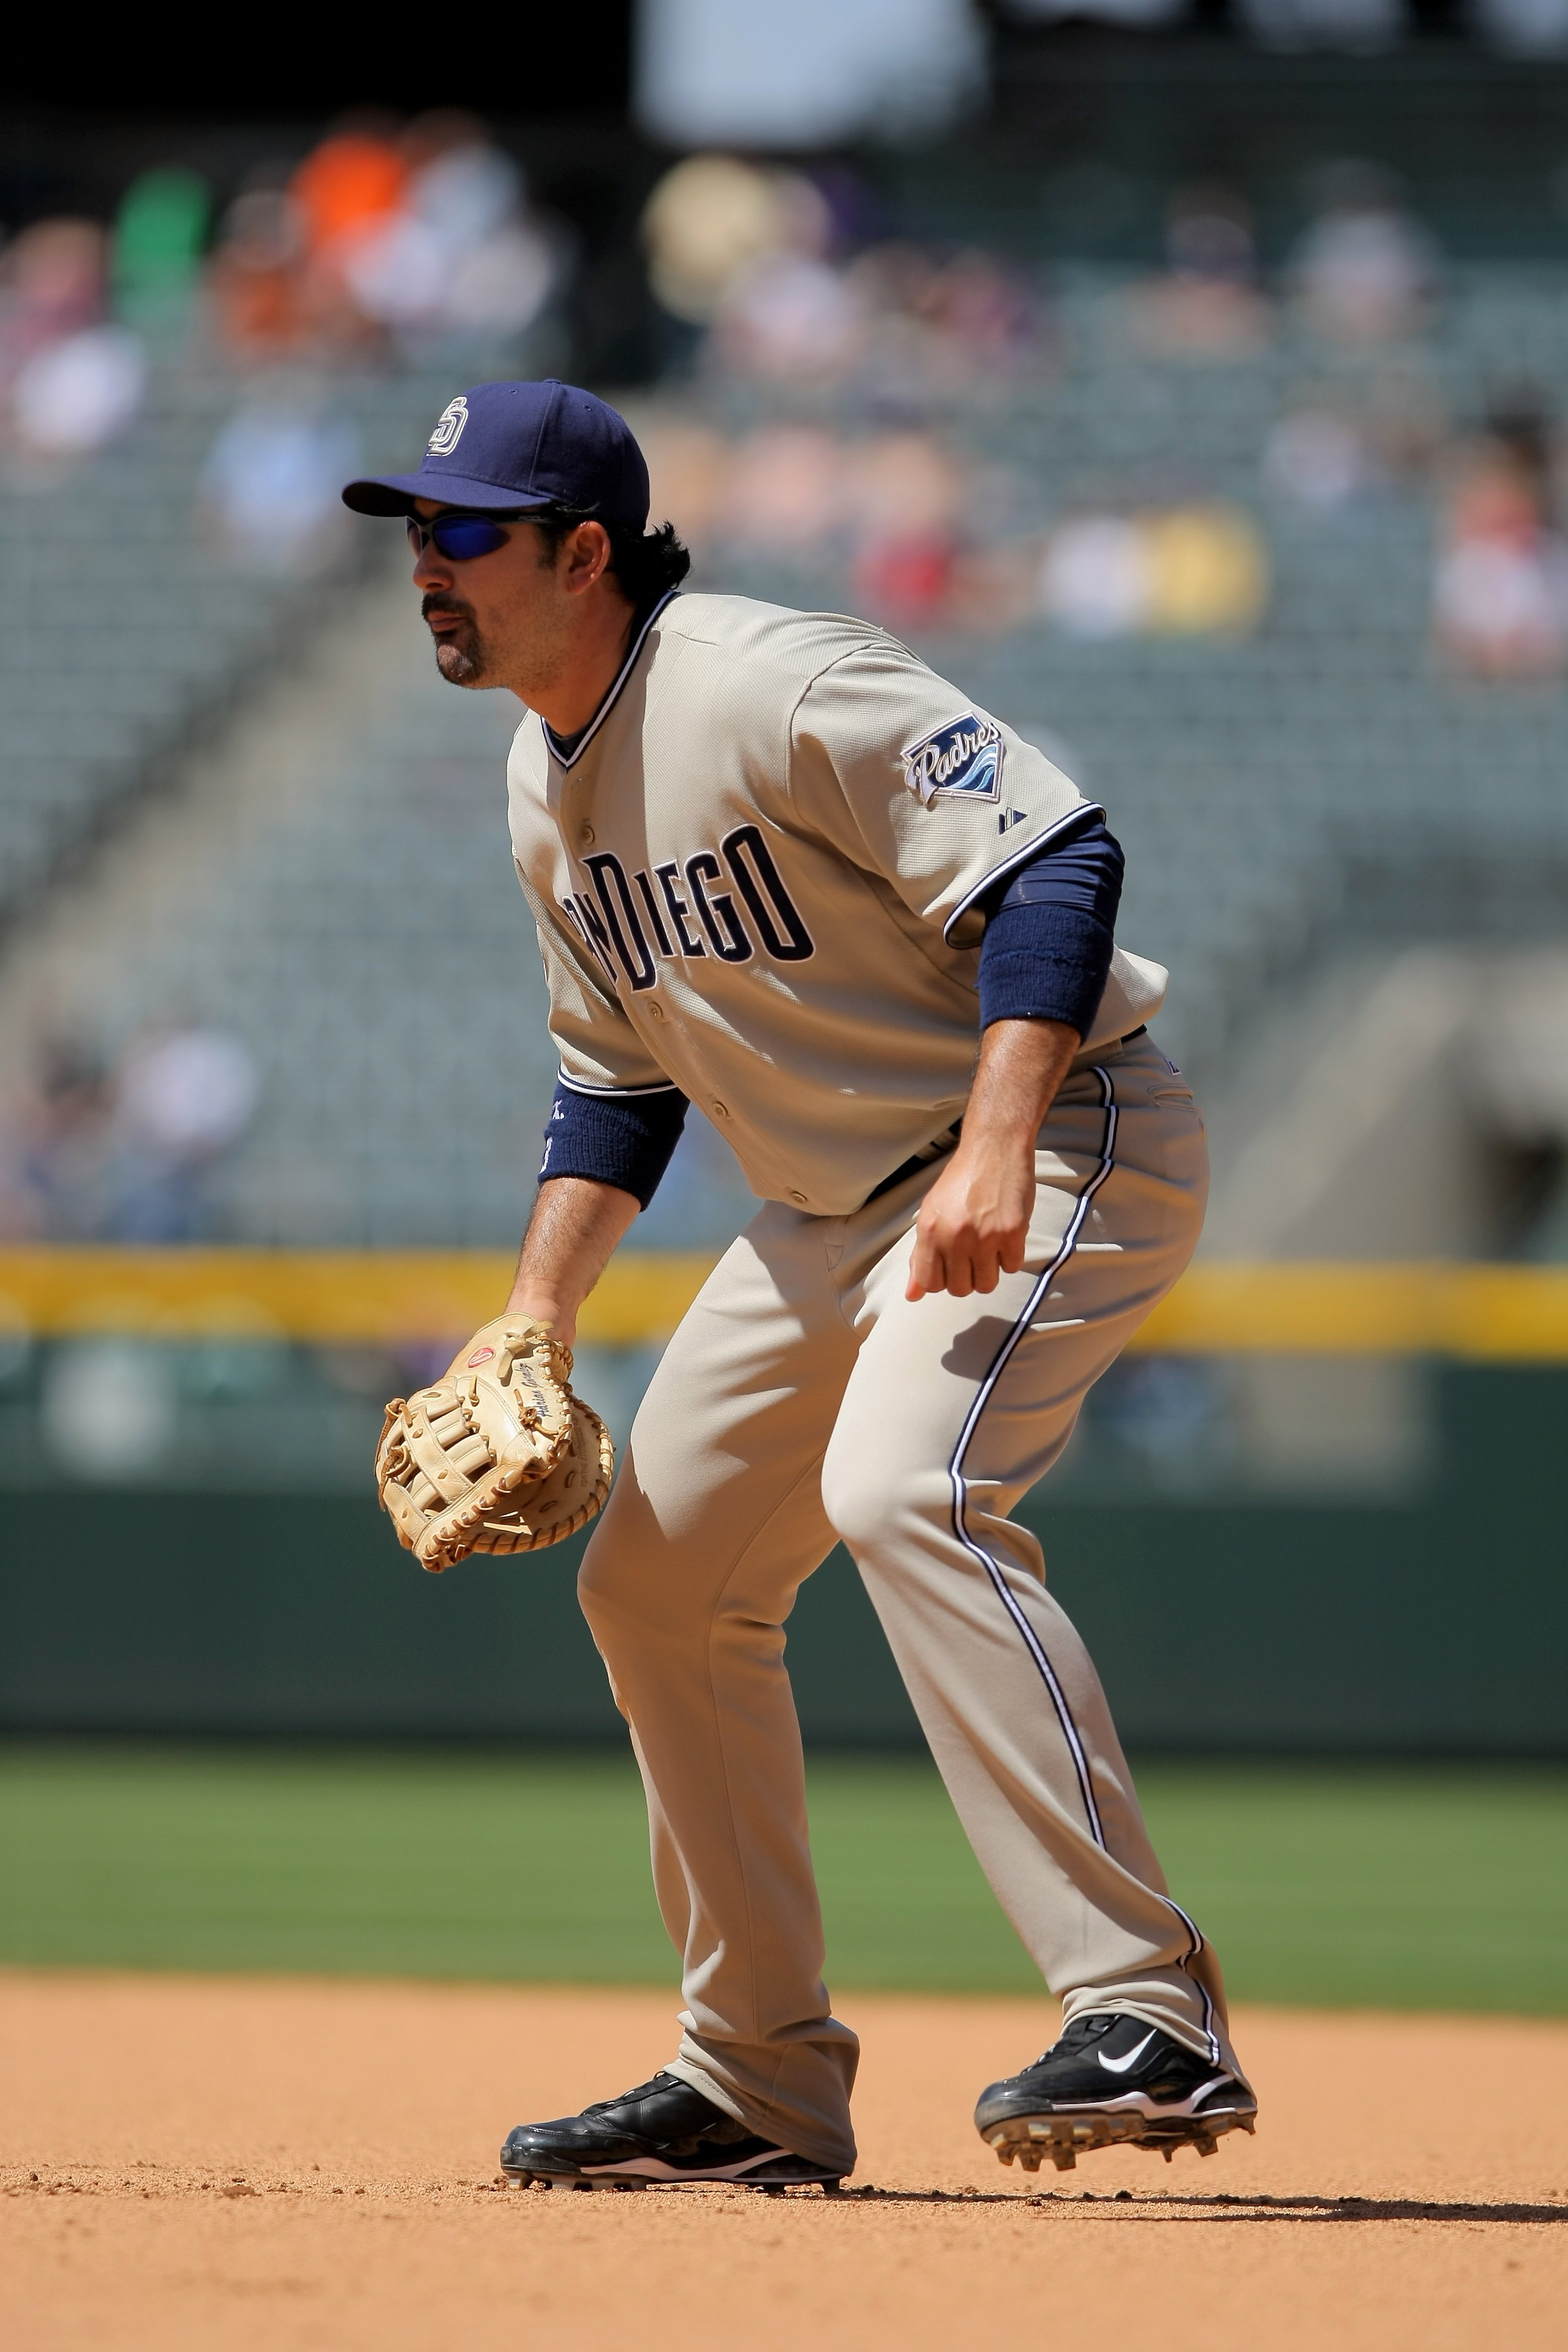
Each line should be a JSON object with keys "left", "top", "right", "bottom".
{"left": 341, "top": 379, "right": 650, "bottom": 528}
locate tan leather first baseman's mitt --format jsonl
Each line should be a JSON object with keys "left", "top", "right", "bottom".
{"left": 374, "top": 1316, "right": 614, "bottom": 1573}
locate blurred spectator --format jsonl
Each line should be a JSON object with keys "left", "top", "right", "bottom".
{"left": 0, "top": 217, "right": 144, "bottom": 466}
{"left": 722, "top": 425, "right": 841, "bottom": 550}
{"left": 712, "top": 251, "right": 866, "bottom": 382}
{"left": 649, "top": 155, "right": 1049, "bottom": 401}
{"left": 206, "top": 186, "right": 312, "bottom": 364}
{"left": 854, "top": 533, "right": 955, "bottom": 627}
{"left": 0, "top": 1033, "right": 113, "bottom": 1241}
{"left": 1263, "top": 405, "right": 1377, "bottom": 511}
{"left": 843, "top": 240, "right": 1046, "bottom": 403}
{"left": 1359, "top": 358, "right": 1447, "bottom": 480}
{"left": 1040, "top": 516, "right": 1152, "bottom": 637}
{"left": 1126, "top": 186, "right": 1272, "bottom": 359}
{"left": 636, "top": 414, "right": 733, "bottom": 551}
{"left": 0, "top": 1022, "right": 260, "bottom": 1243}
{"left": 0, "top": 219, "right": 106, "bottom": 378}
{"left": 846, "top": 430, "right": 962, "bottom": 627}
{"left": 117, "top": 1025, "right": 260, "bottom": 1163}
{"left": 1263, "top": 369, "right": 1445, "bottom": 509}
{"left": 200, "top": 387, "right": 361, "bottom": 572}
{"left": 1143, "top": 506, "right": 1269, "bottom": 633}
{"left": 915, "top": 249, "right": 1042, "bottom": 381}
{"left": 289, "top": 117, "right": 407, "bottom": 260}
{"left": 1040, "top": 507, "right": 1267, "bottom": 636}
{"left": 1433, "top": 411, "right": 1568, "bottom": 681}
{"left": 1292, "top": 164, "right": 1437, "bottom": 343}
{"left": 650, "top": 409, "right": 1034, "bottom": 631}
{"left": 1485, "top": 386, "right": 1560, "bottom": 512}
{"left": 339, "top": 115, "right": 556, "bottom": 348}
{"left": 846, "top": 241, "right": 936, "bottom": 336}
{"left": 11, "top": 324, "right": 146, "bottom": 461}
{"left": 642, "top": 154, "right": 825, "bottom": 325}
{"left": 941, "top": 539, "right": 1039, "bottom": 635}
{"left": 207, "top": 116, "right": 557, "bottom": 366}
{"left": 428, "top": 215, "right": 555, "bottom": 342}
{"left": 806, "top": 163, "right": 887, "bottom": 257}
{"left": 112, "top": 168, "right": 209, "bottom": 330}
{"left": 713, "top": 237, "right": 1041, "bottom": 396}
{"left": 403, "top": 113, "right": 518, "bottom": 237}
{"left": 102, "top": 1023, "right": 261, "bottom": 1243}
{"left": 289, "top": 118, "right": 409, "bottom": 358}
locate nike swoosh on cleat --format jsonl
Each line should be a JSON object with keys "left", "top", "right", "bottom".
{"left": 1096, "top": 2030, "right": 1157, "bottom": 2074}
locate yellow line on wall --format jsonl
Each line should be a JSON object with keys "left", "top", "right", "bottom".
{"left": 0, "top": 1250, "right": 1565, "bottom": 1359}
{"left": 1136, "top": 1261, "right": 1568, "bottom": 1362}
{"left": 0, "top": 1249, "right": 711, "bottom": 1350}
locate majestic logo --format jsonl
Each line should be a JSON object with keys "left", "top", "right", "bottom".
{"left": 901, "top": 714, "right": 1004, "bottom": 806}
{"left": 427, "top": 396, "right": 469, "bottom": 456}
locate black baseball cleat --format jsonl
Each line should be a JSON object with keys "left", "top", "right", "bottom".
{"left": 975, "top": 2013, "right": 1258, "bottom": 2174}
{"left": 500, "top": 2071, "right": 844, "bottom": 2192}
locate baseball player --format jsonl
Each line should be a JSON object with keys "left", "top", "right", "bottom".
{"left": 345, "top": 380, "right": 1256, "bottom": 2190}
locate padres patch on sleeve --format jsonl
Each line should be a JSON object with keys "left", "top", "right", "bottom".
{"left": 901, "top": 714, "right": 1004, "bottom": 806}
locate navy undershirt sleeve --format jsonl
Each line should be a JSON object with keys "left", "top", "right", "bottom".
{"left": 976, "top": 814, "right": 1125, "bottom": 1039}
{"left": 537, "top": 1081, "right": 689, "bottom": 1209}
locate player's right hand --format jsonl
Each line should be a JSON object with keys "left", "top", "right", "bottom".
{"left": 906, "top": 1137, "right": 1035, "bottom": 1302}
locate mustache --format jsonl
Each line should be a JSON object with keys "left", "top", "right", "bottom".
{"left": 421, "top": 592, "right": 474, "bottom": 623}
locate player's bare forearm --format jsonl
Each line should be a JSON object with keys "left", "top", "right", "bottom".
{"left": 906, "top": 1018, "right": 1081, "bottom": 1302}
{"left": 506, "top": 1176, "right": 641, "bottom": 1345}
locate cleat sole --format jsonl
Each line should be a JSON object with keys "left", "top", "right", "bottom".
{"left": 499, "top": 2160, "right": 841, "bottom": 2194}
{"left": 500, "top": 2169, "right": 648, "bottom": 2192}
{"left": 982, "top": 2103, "right": 1256, "bottom": 2173}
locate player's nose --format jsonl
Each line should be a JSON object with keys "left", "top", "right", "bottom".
{"left": 411, "top": 540, "right": 452, "bottom": 591}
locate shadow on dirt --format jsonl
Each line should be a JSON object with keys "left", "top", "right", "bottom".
{"left": 839, "top": 2186, "right": 1568, "bottom": 2224}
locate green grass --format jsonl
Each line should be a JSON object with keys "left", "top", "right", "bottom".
{"left": 1, "top": 1746, "right": 1564, "bottom": 2014}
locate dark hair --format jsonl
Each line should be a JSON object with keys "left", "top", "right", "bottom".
{"left": 530, "top": 505, "right": 691, "bottom": 607}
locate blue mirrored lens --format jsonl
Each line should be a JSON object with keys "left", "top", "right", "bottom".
{"left": 430, "top": 516, "right": 509, "bottom": 560}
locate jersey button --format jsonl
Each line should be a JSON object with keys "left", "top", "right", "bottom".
{"left": 580, "top": 823, "right": 595, "bottom": 845}
{"left": 647, "top": 1001, "right": 665, "bottom": 1021}
{"left": 711, "top": 1100, "right": 730, "bottom": 1120}
{"left": 789, "top": 1190, "right": 808, "bottom": 1206}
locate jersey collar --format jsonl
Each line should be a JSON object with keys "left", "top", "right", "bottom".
{"left": 543, "top": 589, "right": 679, "bottom": 771}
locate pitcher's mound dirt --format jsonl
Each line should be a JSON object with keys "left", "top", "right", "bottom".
{"left": 3, "top": 1973, "right": 1565, "bottom": 2351}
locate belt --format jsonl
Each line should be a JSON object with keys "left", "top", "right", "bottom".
{"left": 862, "top": 1027, "right": 1148, "bottom": 1208}
{"left": 866, "top": 1120, "right": 962, "bottom": 1205}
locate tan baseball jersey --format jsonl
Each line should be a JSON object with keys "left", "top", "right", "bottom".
{"left": 506, "top": 589, "right": 1168, "bottom": 1216}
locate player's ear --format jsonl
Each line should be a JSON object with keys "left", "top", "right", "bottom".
{"left": 561, "top": 520, "right": 613, "bottom": 596}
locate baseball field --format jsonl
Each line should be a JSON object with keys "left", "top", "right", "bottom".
{"left": 4, "top": 1745, "right": 1566, "bottom": 2349}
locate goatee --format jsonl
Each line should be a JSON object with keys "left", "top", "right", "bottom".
{"left": 423, "top": 596, "right": 486, "bottom": 687}
{"left": 435, "top": 634, "right": 484, "bottom": 685}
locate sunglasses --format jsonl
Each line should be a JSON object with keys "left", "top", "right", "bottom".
{"left": 406, "top": 509, "right": 534, "bottom": 561}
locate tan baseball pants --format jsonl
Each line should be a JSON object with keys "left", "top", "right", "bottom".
{"left": 577, "top": 1031, "right": 1240, "bottom": 2178}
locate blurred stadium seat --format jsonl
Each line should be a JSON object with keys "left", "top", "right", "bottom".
{"left": 0, "top": 353, "right": 549, "bottom": 933}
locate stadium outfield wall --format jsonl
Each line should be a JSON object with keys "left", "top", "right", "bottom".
{"left": 4, "top": 1357, "right": 1563, "bottom": 1756}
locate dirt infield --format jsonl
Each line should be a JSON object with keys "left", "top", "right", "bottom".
{"left": 3, "top": 1975, "right": 1565, "bottom": 2351}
